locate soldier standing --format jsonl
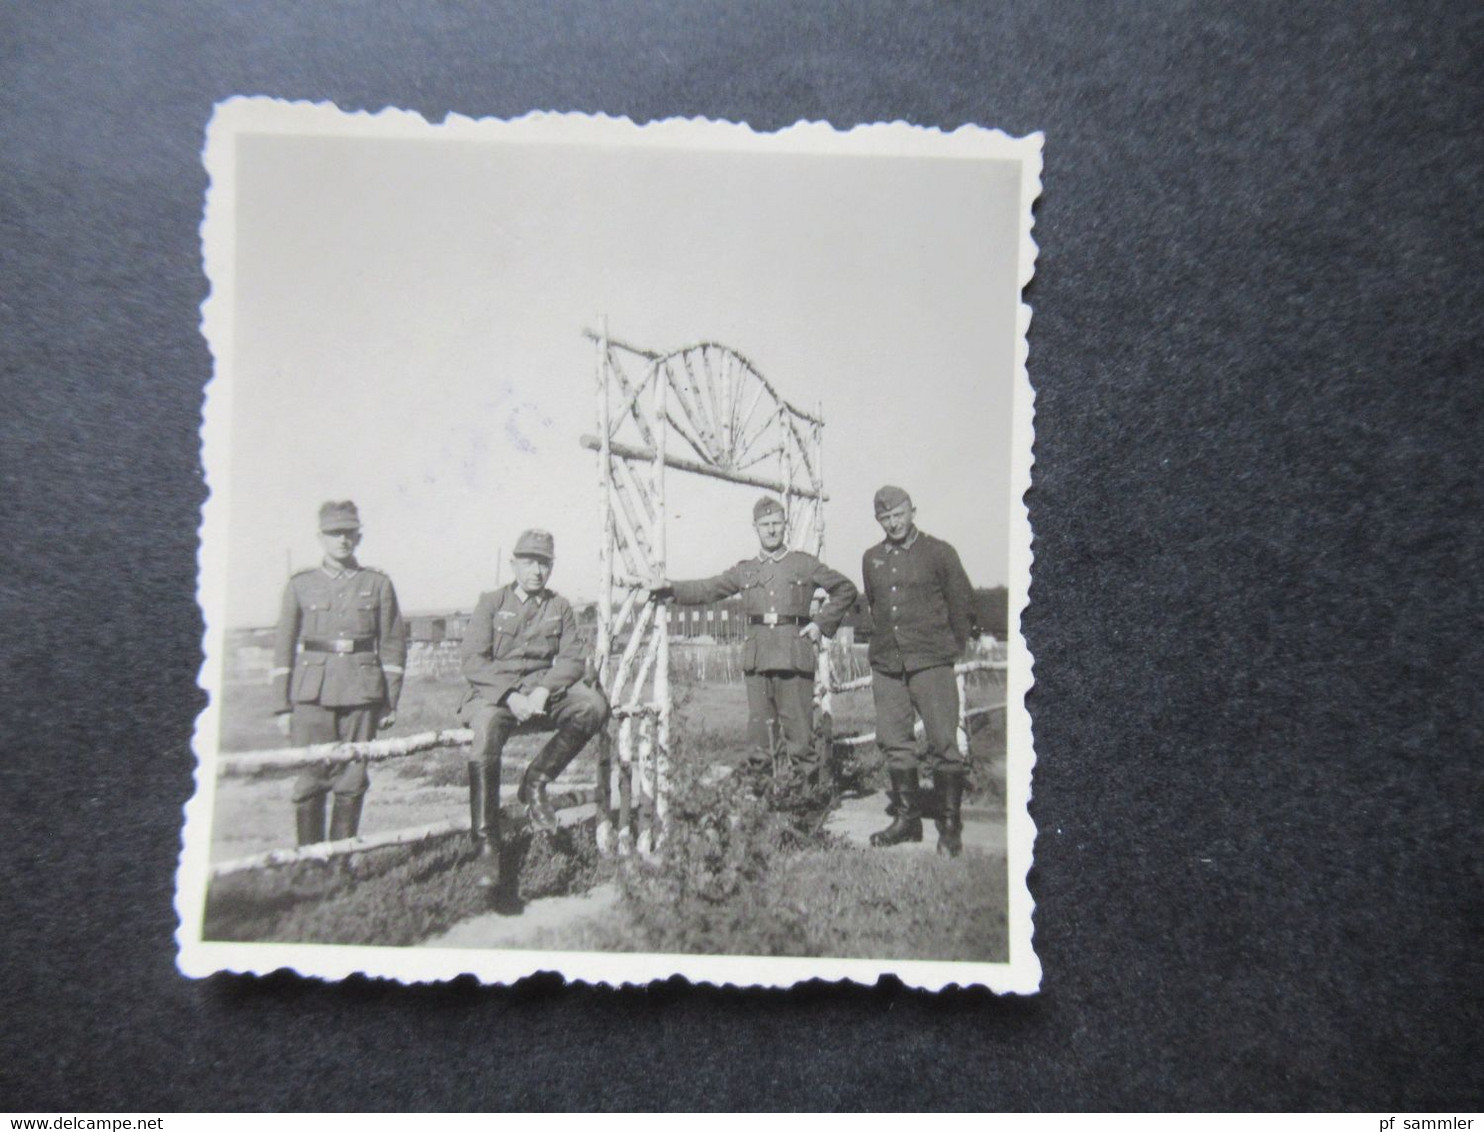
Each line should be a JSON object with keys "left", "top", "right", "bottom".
{"left": 650, "top": 496, "right": 857, "bottom": 786}
{"left": 272, "top": 501, "right": 406, "bottom": 846}
{"left": 862, "top": 485, "right": 976, "bottom": 856}
{"left": 459, "top": 529, "right": 610, "bottom": 888}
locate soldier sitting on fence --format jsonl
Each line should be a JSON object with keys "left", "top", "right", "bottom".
{"left": 458, "top": 529, "right": 610, "bottom": 888}
{"left": 648, "top": 496, "right": 856, "bottom": 790}
{"left": 272, "top": 500, "right": 407, "bottom": 847}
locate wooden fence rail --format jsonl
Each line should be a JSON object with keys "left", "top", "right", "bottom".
{"left": 209, "top": 784, "right": 599, "bottom": 879}
{"left": 828, "top": 658, "right": 1008, "bottom": 753}
{"left": 211, "top": 653, "right": 1007, "bottom": 875}
{"left": 219, "top": 728, "right": 475, "bottom": 775}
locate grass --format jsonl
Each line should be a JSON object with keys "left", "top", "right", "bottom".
{"left": 203, "top": 823, "right": 607, "bottom": 946}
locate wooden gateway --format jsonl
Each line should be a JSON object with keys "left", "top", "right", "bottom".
{"left": 581, "top": 325, "right": 830, "bottom": 855}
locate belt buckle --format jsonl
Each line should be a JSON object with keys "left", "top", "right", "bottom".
{"left": 761, "top": 612, "right": 779, "bottom": 626}
{"left": 331, "top": 638, "right": 353, "bottom": 654}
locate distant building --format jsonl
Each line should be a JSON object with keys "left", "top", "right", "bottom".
{"left": 664, "top": 594, "right": 747, "bottom": 641}
{"left": 403, "top": 610, "right": 474, "bottom": 643}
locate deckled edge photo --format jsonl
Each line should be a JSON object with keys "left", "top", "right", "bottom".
{"left": 177, "top": 99, "right": 1042, "bottom": 993}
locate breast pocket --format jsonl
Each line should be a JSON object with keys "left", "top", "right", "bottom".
{"left": 787, "top": 579, "right": 813, "bottom": 614}
{"left": 741, "top": 578, "right": 767, "bottom": 614}
{"left": 489, "top": 626, "right": 515, "bottom": 658}
{"left": 530, "top": 624, "right": 562, "bottom": 660}
{"left": 353, "top": 601, "right": 379, "bottom": 635}
{"left": 302, "top": 599, "right": 331, "bottom": 633}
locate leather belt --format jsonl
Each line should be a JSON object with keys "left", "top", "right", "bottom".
{"left": 748, "top": 614, "right": 810, "bottom": 626}
{"left": 302, "top": 637, "right": 377, "bottom": 655}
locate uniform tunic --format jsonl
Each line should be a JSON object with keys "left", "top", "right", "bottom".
{"left": 459, "top": 584, "right": 586, "bottom": 705}
{"left": 672, "top": 549, "right": 857, "bottom": 767}
{"left": 273, "top": 561, "right": 406, "bottom": 712}
{"left": 459, "top": 584, "right": 609, "bottom": 770}
{"left": 861, "top": 530, "right": 974, "bottom": 774}
{"left": 272, "top": 558, "right": 406, "bottom": 797}
{"left": 862, "top": 530, "right": 975, "bottom": 675}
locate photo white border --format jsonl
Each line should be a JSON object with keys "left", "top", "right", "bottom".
{"left": 177, "top": 98, "right": 1042, "bottom": 994}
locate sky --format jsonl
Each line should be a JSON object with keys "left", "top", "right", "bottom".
{"left": 218, "top": 122, "right": 1025, "bottom": 625}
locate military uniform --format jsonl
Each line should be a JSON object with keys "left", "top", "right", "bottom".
{"left": 272, "top": 502, "right": 406, "bottom": 845}
{"left": 862, "top": 485, "right": 976, "bottom": 855}
{"left": 862, "top": 527, "right": 975, "bottom": 775}
{"left": 672, "top": 544, "right": 856, "bottom": 774}
{"left": 459, "top": 530, "right": 610, "bottom": 885}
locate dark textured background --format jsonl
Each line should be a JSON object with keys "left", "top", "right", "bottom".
{"left": 3, "top": 0, "right": 1481, "bottom": 1112}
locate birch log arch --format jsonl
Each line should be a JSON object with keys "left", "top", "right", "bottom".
{"left": 580, "top": 325, "right": 831, "bottom": 856}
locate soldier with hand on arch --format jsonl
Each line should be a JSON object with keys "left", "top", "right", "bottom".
{"left": 648, "top": 496, "right": 856, "bottom": 789}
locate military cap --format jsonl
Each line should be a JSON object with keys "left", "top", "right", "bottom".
{"left": 513, "top": 528, "right": 555, "bottom": 560}
{"left": 318, "top": 500, "right": 362, "bottom": 532}
{"left": 873, "top": 485, "right": 912, "bottom": 516}
{"left": 753, "top": 496, "right": 785, "bottom": 522}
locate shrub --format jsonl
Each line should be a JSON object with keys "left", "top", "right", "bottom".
{"left": 614, "top": 736, "right": 818, "bottom": 956}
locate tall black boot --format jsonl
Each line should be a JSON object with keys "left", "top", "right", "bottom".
{"left": 295, "top": 796, "right": 327, "bottom": 847}
{"left": 870, "top": 768, "right": 923, "bottom": 847}
{"left": 465, "top": 765, "right": 501, "bottom": 890}
{"left": 468, "top": 761, "right": 502, "bottom": 889}
{"left": 934, "top": 766, "right": 967, "bottom": 858}
{"left": 328, "top": 793, "right": 365, "bottom": 841}
{"left": 520, "top": 731, "right": 582, "bottom": 834}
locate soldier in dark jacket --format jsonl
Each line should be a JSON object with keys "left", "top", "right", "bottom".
{"left": 459, "top": 529, "right": 610, "bottom": 887}
{"left": 862, "top": 485, "right": 976, "bottom": 855}
{"left": 651, "top": 496, "right": 856, "bottom": 784}
{"left": 272, "top": 500, "right": 406, "bottom": 845}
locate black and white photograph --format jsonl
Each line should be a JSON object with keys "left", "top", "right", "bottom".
{"left": 178, "top": 102, "right": 1040, "bottom": 990}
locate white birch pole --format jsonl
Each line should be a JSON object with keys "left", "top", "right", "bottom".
{"left": 595, "top": 317, "right": 615, "bottom": 853}
{"left": 653, "top": 355, "right": 671, "bottom": 851}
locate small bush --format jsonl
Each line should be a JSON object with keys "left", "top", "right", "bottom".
{"left": 614, "top": 737, "right": 819, "bottom": 956}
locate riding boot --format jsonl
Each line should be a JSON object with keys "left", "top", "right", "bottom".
{"left": 933, "top": 766, "right": 967, "bottom": 858}
{"left": 869, "top": 768, "right": 923, "bottom": 847}
{"left": 294, "top": 796, "right": 327, "bottom": 847}
{"left": 468, "top": 761, "right": 502, "bottom": 889}
{"left": 520, "top": 730, "right": 583, "bottom": 834}
{"left": 328, "top": 793, "right": 365, "bottom": 841}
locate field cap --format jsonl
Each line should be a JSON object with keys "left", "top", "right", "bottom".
{"left": 318, "top": 500, "right": 362, "bottom": 532}
{"left": 873, "top": 485, "right": 912, "bottom": 516}
{"left": 753, "top": 496, "right": 785, "bottom": 522}
{"left": 513, "top": 528, "right": 555, "bottom": 560}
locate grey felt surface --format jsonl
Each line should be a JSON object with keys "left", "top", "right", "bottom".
{"left": 2, "top": 0, "right": 1481, "bottom": 1111}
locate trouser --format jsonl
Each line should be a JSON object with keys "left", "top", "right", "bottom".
{"left": 743, "top": 670, "right": 816, "bottom": 772}
{"left": 463, "top": 682, "right": 610, "bottom": 780}
{"left": 871, "top": 664, "right": 963, "bottom": 775}
{"left": 288, "top": 702, "right": 376, "bottom": 802}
